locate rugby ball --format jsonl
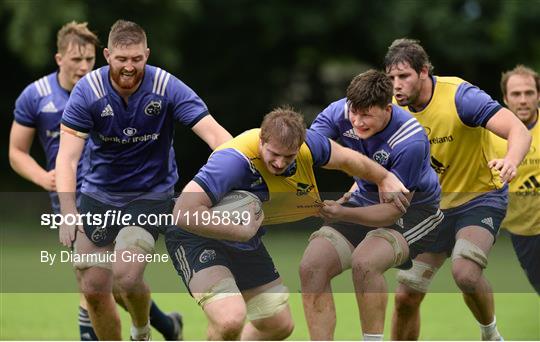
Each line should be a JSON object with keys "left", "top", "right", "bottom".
{"left": 212, "top": 190, "right": 263, "bottom": 221}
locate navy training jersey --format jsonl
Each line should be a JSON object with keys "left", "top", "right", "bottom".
{"left": 15, "top": 72, "right": 70, "bottom": 171}
{"left": 13, "top": 72, "right": 86, "bottom": 212}
{"left": 311, "top": 99, "right": 441, "bottom": 206}
{"left": 62, "top": 65, "right": 209, "bottom": 205}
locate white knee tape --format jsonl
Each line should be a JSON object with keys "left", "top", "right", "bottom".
{"left": 246, "top": 284, "right": 289, "bottom": 321}
{"left": 115, "top": 226, "right": 155, "bottom": 254}
{"left": 396, "top": 260, "right": 438, "bottom": 293}
{"left": 309, "top": 226, "right": 353, "bottom": 270}
{"left": 451, "top": 238, "right": 488, "bottom": 268}
{"left": 193, "top": 277, "right": 241, "bottom": 307}
{"left": 366, "top": 228, "right": 407, "bottom": 267}
{"left": 72, "top": 249, "right": 112, "bottom": 270}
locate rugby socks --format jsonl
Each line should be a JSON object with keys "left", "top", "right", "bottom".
{"left": 363, "top": 333, "right": 384, "bottom": 341}
{"left": 131, "top": 321, "right": 151, "bottom": 340}
{"left": 479, "top": 316, "right": 502, "bottom": 341}
{"left": 149, "top": 301, "right": 175, "bottom": 339}
{"left": 78, "top": 306, "right": 98, "bottom": 341}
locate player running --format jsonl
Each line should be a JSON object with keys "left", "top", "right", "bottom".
{"left": 491, "top": 65, "right": 540, "bottom": 294}
{"left": 168, "top": 106, "right": 409, "bottom": 340}
{"left": 300, "top": 70, "right": 442, "bottom": 341}
{"left": 385, "top": 38, "right": 531, "bottom": 341}
{"left": 55, "top": 20, "right": 231, "bottom": 340}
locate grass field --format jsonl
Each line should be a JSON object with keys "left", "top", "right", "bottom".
{"left": 1, "top": 216, "right": 539, "bottom": 340}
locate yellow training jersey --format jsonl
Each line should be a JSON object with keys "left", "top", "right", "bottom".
{"left": 214, "top": 129, "right": 321, "bottom": 225}
{"left": 396, "top": 76, "right": 503, "bottom": 210}
{"left": 490, "top": 111, "right": 540, "bottom": 235}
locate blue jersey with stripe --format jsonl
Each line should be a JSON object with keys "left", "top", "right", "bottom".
{"left": 62, "top": 65, "right": 209, "bottom": 206}
{"left": 311, "top": 99, "right": 441, "bottom": 206}
{"left": 13, "top": 72, "right": 86, "bottom": 212}
{"left": 15, "top": 72, "right": 70, "bottom": 171}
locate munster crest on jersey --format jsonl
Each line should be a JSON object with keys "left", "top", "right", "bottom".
{"left": 144, "top": 100, "right": 162, "bottom": 117}
{"left": 373, "top": 149, "right": 390, "bottom": 166}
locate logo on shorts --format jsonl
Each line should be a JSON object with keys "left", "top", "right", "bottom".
{"left": 90, "top": 226, "right": 107, "bottom": 243}
{"left": 396, "top": 217, "right": 404, "bottom": 229}
{"left": 144, "top": 100, "right": 162, "bottom": 117}
{"left": 373, "top": 149, "right": 390, "bottom": 166}
{"left": 481, "top": 217, "right": 494, "bottom": 230}
{"left": 199, "top": 249, "right": 216, "bottom": 263}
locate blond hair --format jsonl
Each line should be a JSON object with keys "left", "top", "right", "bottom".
{"left": 108, "top": 20, "right": 147, "bottom": 49}
{"left": 57, "top": 21, "right": 100, "bottom": 53}
{"left": 260, "top": 106, "right": 306, "bottom": 150}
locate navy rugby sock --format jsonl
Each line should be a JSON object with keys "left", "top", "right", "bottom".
{"left": 149, "top": 300, "right": 175, "bottom": 339}
{"left": 78, "top": 306, "right": 98, "bottom": 341}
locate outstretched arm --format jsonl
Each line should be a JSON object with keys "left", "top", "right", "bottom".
{"left": 192, "top": 115, "right": 233, "bottom": 150}
{"left": 486, "top": 108, "right": 532, "bottom": 183}
{"left": 319, "top": 191, "right": 414, "bottom": 227}
{"left": 323, "top": 139, "right": 410, "bottom": 211}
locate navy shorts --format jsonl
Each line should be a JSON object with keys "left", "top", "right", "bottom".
{"left": 165, "top": 227, "right": 280, "bottom": 292}
{"left": 329, "top": 202, "right": 443, "bottom": 270}
{"left": 510, "top": 233, "right": 540, "bottom": 294}
{"left": 79, "top": 194, "right": 172, "bottom": 247}
{"left": 425, "top": 206, "right": 506, "bottom": 255}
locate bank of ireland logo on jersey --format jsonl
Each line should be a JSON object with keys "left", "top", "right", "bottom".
{"left": 123, "top": 127, "right": 137, "bottom": 136}
{"left": 144, "top": 100, "right": 162, "bottom": 117}
{"left": 199, "top": 249, "right": 216, "bottom": 263}
{"left": 373, "top": 149, "right": 389, "bottom": 166}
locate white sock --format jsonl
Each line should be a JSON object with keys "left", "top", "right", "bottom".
{"left": 131, "top": 322, "right": 150, "bottom": 340}
{"left": 363, "top": 333, "right": 384, "bottom": 341}
{"left": 479, "top": 316, "right": 501, "bottom": 340}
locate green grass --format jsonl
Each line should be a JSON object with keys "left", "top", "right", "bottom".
{"left": 1, "top": 220, "right": 539, "bottom": 340}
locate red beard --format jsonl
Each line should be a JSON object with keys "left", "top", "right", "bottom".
{"left": 110, "top": 67, "right": 144, "bottom": 90}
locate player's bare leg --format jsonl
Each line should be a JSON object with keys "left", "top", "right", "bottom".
{"left": 352, "top": 229, "right": 408, "bottom": 339}
{"left": 191, "top": 266, "right": 246, "bottom": 340}
{"left": 113, "top": 249, "right": 151, "bottom": 339}
{"left": 300, "top": 236, "right": 347, "bottom": 340}
{"left": 391, "top": 252, "right": 446, "bottom": 340}
{"left": 452, "top": 226, "right": 501, "bottom": 340}
{"left": 76, "top": 271, "right": 98, "bottom": 340}
{"left": 241, "top": 278, "right": 294, "bottom": 340}
{"left": 75, "top": 233, "right": 121, "bottom": 340}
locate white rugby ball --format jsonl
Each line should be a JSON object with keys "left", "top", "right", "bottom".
{"left": 212, "top": 190, "right": 263, "bottom": 221}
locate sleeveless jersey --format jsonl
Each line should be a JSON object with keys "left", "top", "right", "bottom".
{"left": 214, "top": 129, "right": 321, "bottom": 225}
{"left": 397, "top": 76, "right": 505, "bottom": 210}
{"left": 491, "top": 111, "right": 540, "bottom": 235}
